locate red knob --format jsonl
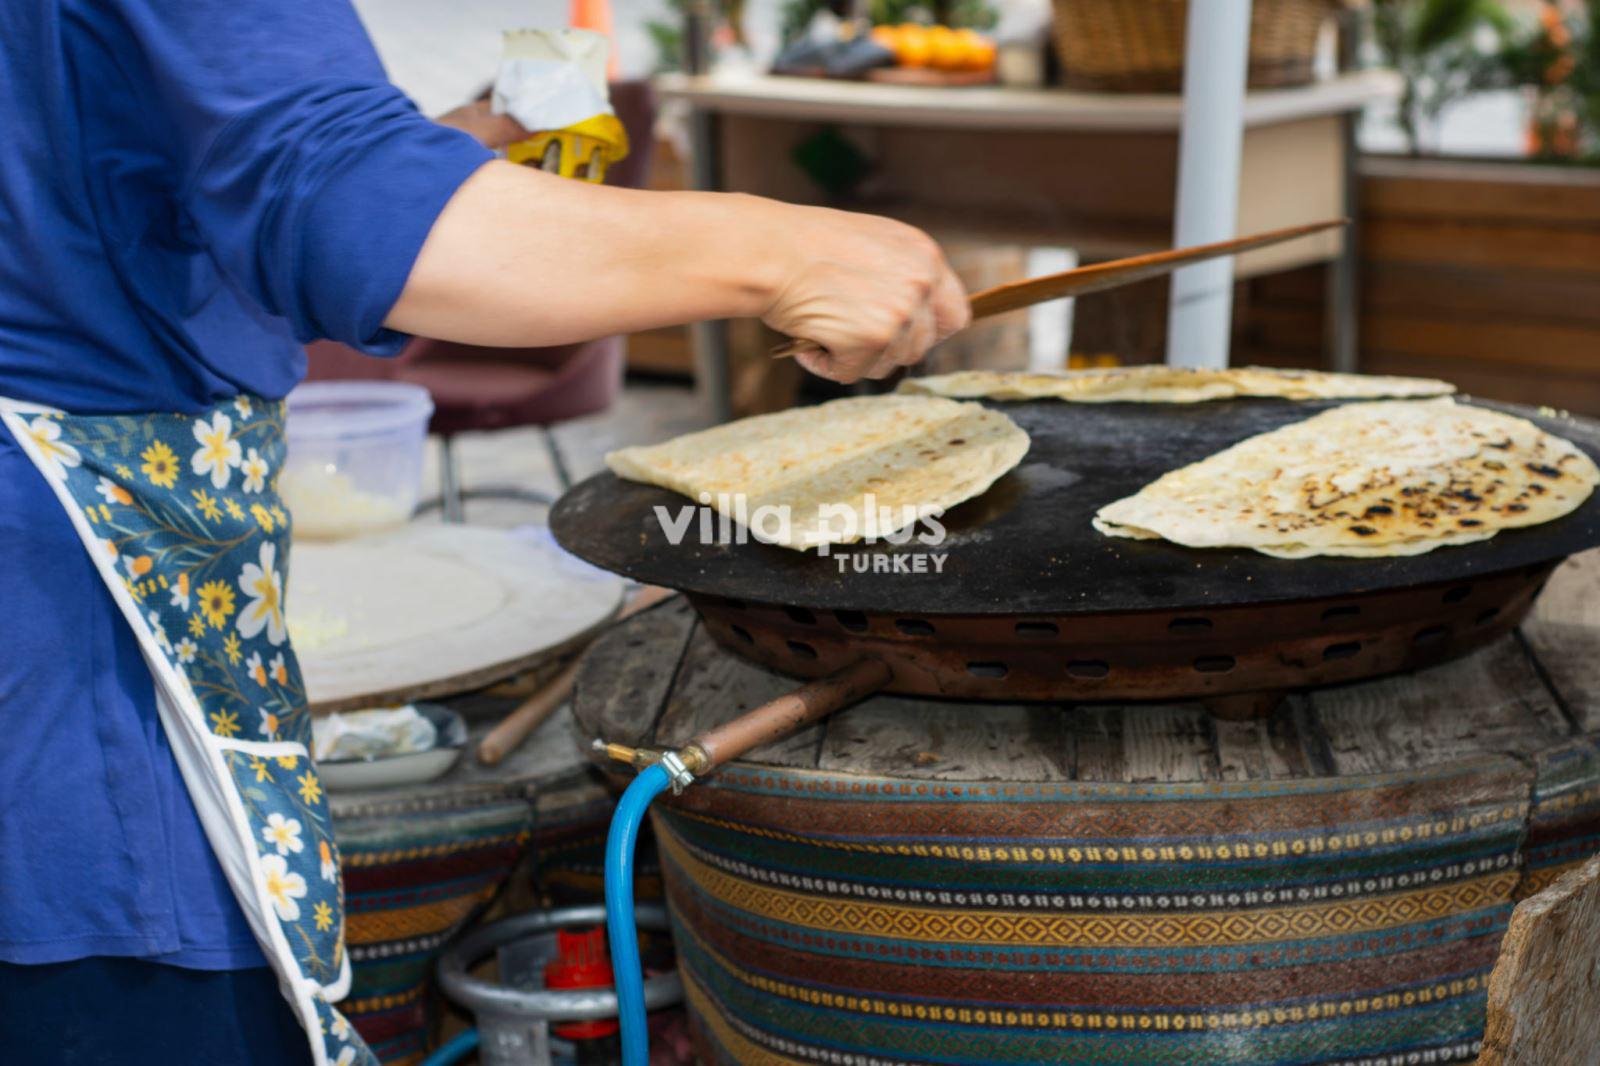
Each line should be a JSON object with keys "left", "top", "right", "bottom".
{"left": 545, "top": 927, "right": 621, "bottom": 1039}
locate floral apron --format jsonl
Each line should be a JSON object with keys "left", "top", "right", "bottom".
{"left": 0, "top": 395, "right": 376, "bottom": 1066}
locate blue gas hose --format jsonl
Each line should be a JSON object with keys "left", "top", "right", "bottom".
{"left": 605, "top": 762, "right": 674, "bottom": 1066}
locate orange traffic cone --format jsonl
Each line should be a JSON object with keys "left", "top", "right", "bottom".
{"left": 570, "top": 0, "right": 619, "bottom": 79}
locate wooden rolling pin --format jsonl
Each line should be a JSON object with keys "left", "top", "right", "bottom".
{"left": 477, "top": 585, "right": 675, "bottom": 766}
{"left": 771, "top": 218, "right": 1347, "bottom": 361}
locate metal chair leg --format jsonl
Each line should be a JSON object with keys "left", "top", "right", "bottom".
{"left": 542, "top": 425, "right": 573, "bottom": 492}
{"left": 418, "top": 429, "right": 565, "bottom": 522}
{"left": 440, "top": 435, "right": 465, "bottom": 524}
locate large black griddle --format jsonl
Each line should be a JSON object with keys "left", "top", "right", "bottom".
{"left": 552, "top": 397, "right": 1600, "bottom": 616}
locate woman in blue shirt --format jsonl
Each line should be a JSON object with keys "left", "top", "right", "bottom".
{"left": 0, "top": 0, "right": 966, "bottom": 1062}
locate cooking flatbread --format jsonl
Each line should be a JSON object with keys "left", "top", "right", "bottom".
{"left": 606, "top": 395, "right": 1029, "bottom": 551}
{"left": 899, "top": 365, "right": 1454, "bottom": 404}
{"left": 1094, "top": 398, "right": 1599, "bottom": 559}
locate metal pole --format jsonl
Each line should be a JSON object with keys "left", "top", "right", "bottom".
{"left": 687, "top": 108, "right": 733, "bottom": 424}
{"left": 439, "top": 435, "right": 464, "bottom": 524}
{"left": 682, "top": 0, "right": 733, "bottom": 423}
{"left": 1166, "top": 0, "right": 1253, "bottom": 369}
{"left": 1326, "top": 111, "right": 1359, "bottom": 373}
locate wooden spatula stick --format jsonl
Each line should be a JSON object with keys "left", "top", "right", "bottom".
{"left": 772, "top": 218, "right": 1346, "bottom": 361}
{"left": 476, "top": 585, "right": 674, "bottom": 766}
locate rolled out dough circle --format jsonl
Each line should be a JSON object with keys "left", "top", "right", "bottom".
{"left": 289, "top": 524, "right": 625, "bottom": 711}
{"left": 293, "top": 548, "right": 506, "bottom": 654}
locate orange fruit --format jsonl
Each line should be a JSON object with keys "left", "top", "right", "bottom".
{"left": 955, "top": 28, "right": 996, "bottom": 71}
{"left": 926, "top": 25, "right": 965, "bottom": 71}
{"left": 869, "top": 25, "right": 897, "bottom": 50}
{"left": 893, "top": 25, "right": 931, "bottom": 68}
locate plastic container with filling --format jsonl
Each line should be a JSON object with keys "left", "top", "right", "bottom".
{"left": 282, "top": 381, "right": 433, "bottom": 541}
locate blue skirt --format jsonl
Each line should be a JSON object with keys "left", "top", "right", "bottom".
{"left": 0, "top": 959, "right": 313, "bottom": 1065}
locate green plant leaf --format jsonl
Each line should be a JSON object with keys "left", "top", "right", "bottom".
{"left": 1412, "top": 0, "right": 1512, "bottom": 51}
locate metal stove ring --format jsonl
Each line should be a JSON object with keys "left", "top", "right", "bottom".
{"left": 686, "top": 560, "right": 1557, "bottom": 714}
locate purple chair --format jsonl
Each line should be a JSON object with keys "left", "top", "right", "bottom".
{"left": 399, "top": 336, "right": 623, "bottom": 519}
{"left": 303, "top": 80, "right": 653, "bottom": 521}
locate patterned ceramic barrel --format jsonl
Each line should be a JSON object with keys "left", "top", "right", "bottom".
{"left": 658, "top": 763, "right": 1539, "bottom": 1066}
{"left": 574, "top": 583, "right": 1600, "bottom": 1066}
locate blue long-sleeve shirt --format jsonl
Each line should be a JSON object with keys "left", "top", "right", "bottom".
{"left": 0, "top": 0, "right": 491, "bottom": 966}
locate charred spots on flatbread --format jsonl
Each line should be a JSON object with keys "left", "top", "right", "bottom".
{"left": 1093, "top": 398, "right": 1598, "bottom": 558}
{"left": 900, "top": 366, "right": 1455, "bottom": 404}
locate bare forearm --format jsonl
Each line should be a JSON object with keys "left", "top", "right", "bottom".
{"left": 386, "top": 160, "right": 782, "bottom": 347}
{"left": 388, "top": 158, "right": 968, "bottom": 383}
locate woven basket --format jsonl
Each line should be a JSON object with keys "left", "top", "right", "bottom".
{"left": 1053, "top": 0, "right": 1338, "bottom": 93}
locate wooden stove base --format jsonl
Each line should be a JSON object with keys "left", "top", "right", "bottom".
{"left": 573, "top": 551, "right": 1600, "bottom": 1066}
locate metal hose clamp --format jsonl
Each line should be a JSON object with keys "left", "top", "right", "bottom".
{"left": 657, "top": 750, "right": 695, "bottom": 795}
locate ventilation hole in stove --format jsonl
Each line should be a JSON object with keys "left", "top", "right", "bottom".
{"left": 730, "top": 625, "right": 754, "bottom": 645}
{"left": 1321, "top": 605, "right": 1361, "bottom": 624}
{"left": 1475, "top": 607, "right": 1501, "bottom": 626}
{"left": 1015, "top": 621, "right": 1059, "bottom": 638}
{"left": 1193, "top": 655, "right": 1236, "bottom": 674}
{"left": 1066, "top": 660, "right": 1110, "bottom": 679}
{"left": 895, "top": 618, "right": 937, "bottom": 637}
{"left": 786, "top": 639, "right": 818, "bottom": 660}
{"left": 1414, "top": 625, "right": 1450, "bottom": 646}
{"left": 1442, "top": 586, "right": 1473, "bottom": 604}
{"left": 721, "top": 597, "right": 746, "bottom": 611}
{"left": 1322, "top": 641, "right": 1362, "bottom": 662}
{"left": 967, "top": 661, "right": 1009, "bottom": 679}
{"left": 784, "top": 606, "right": 817, "bottom": 625}
{"left": 834, "top": 610, "right": 869, "bottom": 632}
{"left": 1168, "top": 617, "right": 1213, "bottom": 635}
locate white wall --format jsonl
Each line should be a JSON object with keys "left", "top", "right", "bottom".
{"left": 353, "top": 0, "right": 677, "bottom": 114}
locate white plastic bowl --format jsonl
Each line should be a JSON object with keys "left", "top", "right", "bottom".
{"left": 283, "top": 381, "right": 433, "bottom": 541}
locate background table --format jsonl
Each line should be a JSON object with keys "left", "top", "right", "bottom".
{"left": 656, "top": 70, "right": 1397, "bottom": 418}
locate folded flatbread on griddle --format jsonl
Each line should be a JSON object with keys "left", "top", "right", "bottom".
{"left": 899, "top": 365, "right": 1454, "bottom": 404}
{"left": 606, "top": 395, "right": 1029, "bottom": 551}
{"left": 1094, "top": 398, "right": 1599, "bottom": 558}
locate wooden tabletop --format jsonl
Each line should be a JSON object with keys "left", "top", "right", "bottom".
{"left": 327, "top": 703, "right": 598, "bottom": 821}
{"left": 655, "top": 69, "right": 1399, "bottom": 133}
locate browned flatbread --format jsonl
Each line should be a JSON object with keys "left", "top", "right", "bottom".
{"left": 900, "top": 365, "right": 1455, "bottom": 404}
{"left": 1094, "top": 398, "right": 1598, "bottom": 558}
